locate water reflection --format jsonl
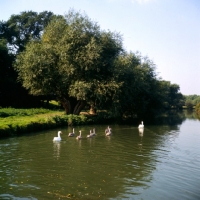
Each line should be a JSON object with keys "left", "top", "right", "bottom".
{"left": 53, "top": 141, "right": 61, "bottom": 158}
{"left": 0, "top": 113, "right": 200, "bottom": 199}
{"left": 142, "top": 110, "right": 186, "bottom": 126}
{"left": 76, "top": 137, "right": 82, "bottom": 148}
{"left": 184, "top": 109, "right": 200, "bottom": 120}
{"left": 138, "top": 128, "right": 144, "bottom": 151}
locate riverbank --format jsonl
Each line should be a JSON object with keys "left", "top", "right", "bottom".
{"left": 0, "top": 108, "right": 90, "bottom": 138}
{"left": 1, "top": 107, "right": 195, "bottom": 139}
{"left": 0, "top": 108, "right": 119, "bottom": 138}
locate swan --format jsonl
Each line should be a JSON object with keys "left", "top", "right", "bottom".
{"left": 68, "top": 128, "right": 75, "bottom": 137}
{"left": 91, "top": 128, "right": 96, "bottom": 136}
{"left": 53, "top": 131, "right": 62, "bottom": 141}
{"left": 87, "top": 130, "right": 93, "bottom": 138}
{"left": 139, "top": 128, "right": 144, "bottom": 136}
{"left": 105, "top": 126, "right": 111, "bottom": 134}
{"left": 76, "top": 130, "right": 82, "bottom": 140}
{"left": 106, "top": 127, "right": 112, "bottom": 136}
{"left": 138, "top": 121, "right": 144, "bottom": 129}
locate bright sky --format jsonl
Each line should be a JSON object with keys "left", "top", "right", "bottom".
{"left": 0, "top": 0, "right": 200, "bottom": 95}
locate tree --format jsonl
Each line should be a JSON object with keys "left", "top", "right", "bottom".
{"left": 184, "top": 95, "right": 200, "bottom": 106}
{"left": 0, "top": 11, "right": 63, "bottom": 107}
{"left": 14, "top": 9, "right": 184, "bottom": 116}
{"left": 112, "top": 51, "right": 163, "bottom": 118}
{"left": 0, "top": 11, "right": 61, "bottom": 54}
{"left": 0, "top": 38, "right": 15, "bottom": 106}
{"left": 0, "top": 38, "right": 43, "bottom": 107}
{"left": 156, "top": 80, "right": 184, "bottom": 110}
{"left": 185, "top": 101, "right": 194, "bottom": 110}
{"left": 15, "top": 10, "right": 123, "bottom": 114}
{"left": 195, "top": 102, "right": 200, "bottom": 116}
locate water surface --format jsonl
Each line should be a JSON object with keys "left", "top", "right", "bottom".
{"left": 0, "top": 115, "right": 200, "bottom": 199}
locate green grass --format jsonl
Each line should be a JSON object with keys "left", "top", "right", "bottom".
{"left": 0, "top": 108, "right": 90, "bottom": 138}
{"left": 0, "top": 107, "right": 117, "bottom": 138}
{"left": 0, "top": 107, "right": 57, "bottom": 117}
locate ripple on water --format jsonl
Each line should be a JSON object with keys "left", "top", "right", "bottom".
{"left": 0, "top": 122, "right": 200, "bottom": 199}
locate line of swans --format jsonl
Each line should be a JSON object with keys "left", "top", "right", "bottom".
{"left": 53, "top": 121, "right": 144, "bottom": 141}
{"left": 53, "top": 126, "right": 111, "bottom": 141}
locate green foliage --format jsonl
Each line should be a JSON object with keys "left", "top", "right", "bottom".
{"left": 195, "top": 102, "right": 200, "bottom": 116}
{"left": 185, "top": 101, "right": 194, "bottom": 110}
{"left": 111, "top": 52, "right": 184, "bottom": 117}
{"left": 184, "top": 95, "right": 200, "bottom": 107}
{"left": 155, "top": 80, "right": 184, "bottom": 110}
{"left": 0, "top": 11, "right": 61, "bottom": 53}
{"left": 0, "top": 108, "right": 56, "bottom": 117}
{"left": 15, "top": 9, "right": 123, "bottom": 115}
{"left": 0, "top": 11, "right": 62, "bottom": 107}
{"left": 0, "top": 38, "right": 17, "bottom": 106}
{"left": 66, "top": 114, "right": 88, "bottom": 126}
{"left": 0, "top": 108, "right": 90, "bottom": 138}
{"left": 2, "top": 9, "right": 186, "bottom": 118}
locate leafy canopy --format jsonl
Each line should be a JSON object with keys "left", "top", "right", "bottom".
{"left": 15, "top": 10, "right": 123, "bottom": 114}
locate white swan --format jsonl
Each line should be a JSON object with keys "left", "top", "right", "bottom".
{"left": 139, "top": 128, "right": 144, "bottom": 136}
{"left": 138, "top": 121, "right": 144, "bottom": 129}
{"left": 105, "top": 126, "right": 111, "bottom": 134}
{"left": 91, "top": 128, "right": 96, "bottom": 136}
{"left": 68, "top": 128, "right": 75, "bottom": 137}
{"left": 76, "top": 130, "right": 82, "bottom": 140}
{"left": 53, "top": 131, "right": 62, "bottom": 141}
{"left": 87, "top": 130, "right": 93, "bottom": 138}
{"left": 106, "top": 127, "right": 112, "bottom": 136}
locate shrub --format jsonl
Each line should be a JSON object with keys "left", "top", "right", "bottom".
{"left": 195, "top": 102, "right": 200, "bottom": 116}
{"left": 185, "top": 101, "right": 194, "bottom": 110}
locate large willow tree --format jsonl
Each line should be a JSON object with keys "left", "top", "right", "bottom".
{"left": 15, "top": 10, "right": 123, "bottom": 114}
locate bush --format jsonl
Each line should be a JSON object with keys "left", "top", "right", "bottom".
{"left": 195, "top": 102, "right": 200, "bottom": 116}
{"left": 0, "top": 110, "right": 97, "bottom": 138}
{"left": 0, "top": 108, "right": 123, "bottom": 138}
{"left": 185, "top": 101, "right": 194, "bottom": 110}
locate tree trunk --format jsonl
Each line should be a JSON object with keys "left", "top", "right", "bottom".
{"left": 73, "top": 100, "right": 86, "bottom": 115}
{"left": 59, "top": 98, "right": 72, "bottom": 114}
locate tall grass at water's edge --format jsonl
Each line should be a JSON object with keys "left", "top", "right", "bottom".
{"left": 0, "top": 108, "right": 91, "bottom": 138}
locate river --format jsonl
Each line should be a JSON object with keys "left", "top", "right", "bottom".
{"left": 0, "top": 111, "right": 200, "bottom": 199}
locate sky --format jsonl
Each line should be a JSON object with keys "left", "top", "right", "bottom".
{"left": 0, "top": 0, "right": 200, "bottom": 95}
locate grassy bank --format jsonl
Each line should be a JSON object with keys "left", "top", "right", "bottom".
{"left": 0, "top": 107, "right": 119, "bottom": 138}
{"left": 1, "top": 107, "right": 191, "bottom": 138}
{"left": 0, "top": 108, "right": 91, "bottom": 138}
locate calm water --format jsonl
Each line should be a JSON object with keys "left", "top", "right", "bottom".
{"left": 0, "top": 113, "right": 200, "bottom": 199}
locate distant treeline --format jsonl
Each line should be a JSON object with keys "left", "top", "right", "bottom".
{"left": 0, "top": 10, "right": 198, "bottom": 118}
{"left": 184, "top": 95, "right": 200, "bottom": 109}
